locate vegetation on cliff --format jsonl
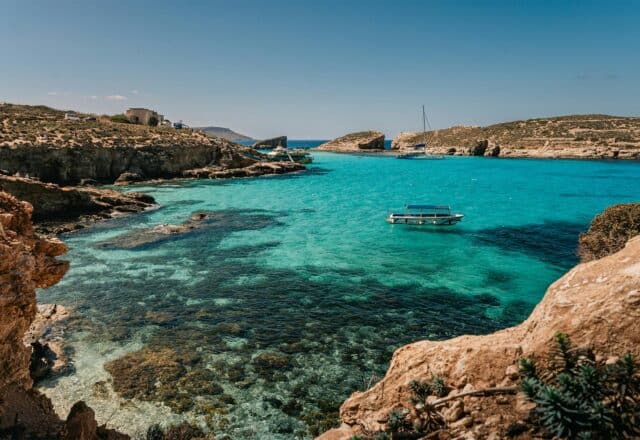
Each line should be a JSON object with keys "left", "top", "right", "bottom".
{"left": 520, "top": 333, "right": 639, "bottom": 439}
{"left": 578, "top": 203, "right": 640, "bottom": 262}
{"left": 0, "top": 103, "right": 213, "bottom": 149}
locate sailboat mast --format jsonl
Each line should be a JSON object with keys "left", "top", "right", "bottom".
{"left": 422, "top": 105, "right": 427, "bottom": 156}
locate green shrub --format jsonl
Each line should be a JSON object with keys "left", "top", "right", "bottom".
{"left": 520, "top": 332, "right": 640, "bottom": 439}
{"left": 110, "top": 114, "right": 130, "bottom": 124}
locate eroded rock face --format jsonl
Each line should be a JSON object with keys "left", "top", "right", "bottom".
{"left": 317, "top": 131, "right": 385, "bottom": 152}
{"left": 0, "top": 191, "right": 127, "bottom": 439}
{"left": 253, "top": 136, "right": 288, "bottom": 149}
{"left": 0, "top": 192, "right": 68, "bottom": 392}
{"left": 319, "top": 234, "right": 640, "bottom": 438}
{"left": 0, "top": 175, "right": 155, "bottom": 235}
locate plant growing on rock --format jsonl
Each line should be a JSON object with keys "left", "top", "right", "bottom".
{"left": 520, "top": 332, "right": 640, "bottom": 439}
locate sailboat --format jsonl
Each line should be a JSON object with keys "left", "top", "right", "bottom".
{"left": 396, "top": 105, "right": 443, "bottom": 159}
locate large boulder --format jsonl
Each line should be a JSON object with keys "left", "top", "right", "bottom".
{"left": 316, "top": 131, "right": 385, "bottom": 152}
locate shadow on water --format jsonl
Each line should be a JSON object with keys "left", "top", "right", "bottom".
{"left": 471, "top": 220, "right": 585, "bottom": 268}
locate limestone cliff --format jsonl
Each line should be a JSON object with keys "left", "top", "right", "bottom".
{"left": 0, "top": 175, "right": 155, "bottom": 235}
{"left": 0, "top": 191, "right": 127, "bottom": 439}
{"left": 392, "top": 115, "right": 640, "bottom": 159}
{"left": 320, "top": 231, "right": 640, "bottom": 439}
{"left": 316, "top": 131, "right": 385, "bottom": 152}
{"left": 0, "top": 104, "right": 298, "bottom": 185}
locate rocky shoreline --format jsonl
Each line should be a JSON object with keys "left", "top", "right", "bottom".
{"left": 392, "top": 114, "right": 640, "bottom": 159}
{"left": 0, "top": 104, "right": 306, "bottom": 234}
{"left": 0, "top": 191, "right": 127, "bottom": 439}
{"left": 312, "top": 115, "right": 640, "bottom": 159}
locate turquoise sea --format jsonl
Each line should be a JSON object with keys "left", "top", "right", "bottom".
{"left": 38, "top": 149, "right": 640, "bottom": 439}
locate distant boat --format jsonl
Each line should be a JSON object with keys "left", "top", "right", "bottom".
{"left": 386, "top": 204, "right": 463, "bottom": 226}
{"left": 266, "top": 144, "right": 313, "bottom": 164}
{"left": 396, "top": 105, "right": 443, "bottom": 160}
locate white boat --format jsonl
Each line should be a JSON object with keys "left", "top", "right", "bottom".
{"left": 266, "top": 145, "right": 313, "bottom": 164}
{"left": 386, "top": 204, "right": 463, "bottom": 226}
{"left": 396, "top": 105, "right": 443, "bottom": 160}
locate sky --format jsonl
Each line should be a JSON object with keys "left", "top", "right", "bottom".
{"left": 1, "top": 0, "right": 639, "bottom": 139}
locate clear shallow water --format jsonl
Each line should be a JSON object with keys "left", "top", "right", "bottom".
{"left": 38, "top": 153, "right": 640, "bottom": 439}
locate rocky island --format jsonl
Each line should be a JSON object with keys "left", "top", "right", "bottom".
{"left": 316, "top": 131, "right": 385, "bottom": 152}
{"left": 392, "top": 114, "right": 640, "bottom": 159}
{"left": 252, "top": 135, "right": 288, "bottom": 149}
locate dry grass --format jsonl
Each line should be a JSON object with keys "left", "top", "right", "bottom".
{"left": 0, "top": 103, "right": 218, "bottom": 149}
{"left": 400, "top": 115, "right": 640, "bottom": 151}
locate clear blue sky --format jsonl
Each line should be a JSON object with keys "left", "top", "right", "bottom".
{"left": 1, "top": 0, "right": 638, "bottom": 138}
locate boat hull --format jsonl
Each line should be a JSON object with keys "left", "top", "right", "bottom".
{"left": 386, "top": 214, "right": 463, "bottom": 226}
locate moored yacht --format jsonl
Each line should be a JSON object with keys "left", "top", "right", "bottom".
{"left": 266, "top": 145, "right": 313, "bottom": 164}
{"left": 386, "top": 204, "right": 464, "bottom": 226}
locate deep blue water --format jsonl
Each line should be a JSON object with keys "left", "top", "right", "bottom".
{"left": 37, "top": 151, "right": 640, "bottom": 438}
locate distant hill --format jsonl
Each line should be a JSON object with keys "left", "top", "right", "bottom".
{"left": 392, "top": 114, "right": 640, "bottom": 159}
{"left": 196, "top": 126, "right": 254, "bottom": 142}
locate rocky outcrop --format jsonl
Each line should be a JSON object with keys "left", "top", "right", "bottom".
{"left": 0, "top": 175, "right": 155, "bottom": 235}
{"left": 317, "top": 131, "right": 385, "bottom": 152}
{"left": 0, "top": 104, "right": 301, "bottom": 185}
{"left": 0, "top": 191, "right": 127, "bottom": 439}
{"left": 182, "top": 160, "right": 304, "bottom": 179}
{"left": 578, "top": 203, "right": 640, "bottom": 262}
{"left": 252, "top": 136, "right": 287, "bottom": 149}
{"left": 0, "top": 142, "right": 258, "bottom": 185}
{"left": 391, "top": 115, "right": 640, "bottom": 159}
{"left": 319, "top": 233, "right": 640, "bottom": 439}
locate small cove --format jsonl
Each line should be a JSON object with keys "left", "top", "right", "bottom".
{"left": 38, "top": 151, "right": 640, "bottom": 439}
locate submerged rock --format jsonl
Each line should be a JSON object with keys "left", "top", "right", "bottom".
{"left": 104, "top": 346, "right": 222, "bottom": 413}
{"left": 316, "top": 131, "right": 385, "bottom": 152}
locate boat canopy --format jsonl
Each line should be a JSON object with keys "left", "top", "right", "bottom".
{"left": 405, "top": 204, "right": 450, "bottom": 211}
